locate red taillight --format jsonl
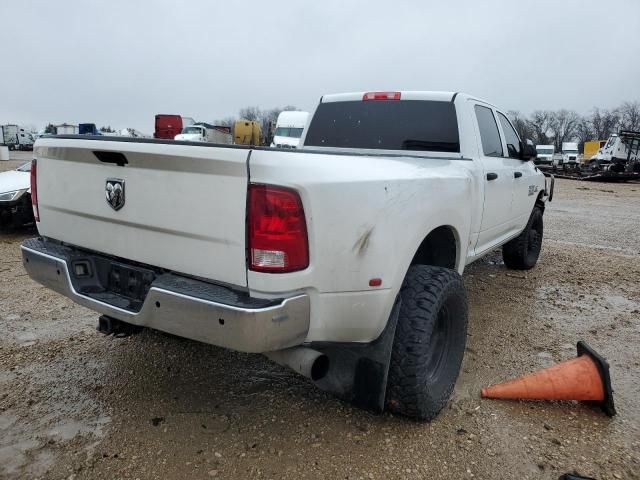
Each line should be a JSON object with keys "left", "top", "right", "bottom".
{"left": 362, "top": 91, "right": 401, "bottom": 101}
{"left": 248, "top": 184, "right": 309, "bottom": 273}
{"left": 30, "top": 159, "right": 39, "bottom": 222}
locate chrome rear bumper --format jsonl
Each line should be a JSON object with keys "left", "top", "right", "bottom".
{"left": 21, "top": 238, "right": 309, "bottom": 353}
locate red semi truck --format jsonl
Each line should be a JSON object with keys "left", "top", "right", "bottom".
{"left": 153, "top": 115, "right": 195, "bottom": 139}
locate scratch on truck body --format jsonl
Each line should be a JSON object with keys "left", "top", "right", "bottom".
{"left": 353, "top": 227, "right": 374, "bottom": 255}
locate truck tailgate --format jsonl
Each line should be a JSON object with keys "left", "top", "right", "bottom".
{"left": 34, "top": 138, "right": 249, "bottom": 288}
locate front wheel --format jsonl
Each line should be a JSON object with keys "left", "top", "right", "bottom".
{"left": 386, "top": 265, "right": 468, "bottom": 421}
{"left": 502, "top": 206, "right": 544, "bottom": 270}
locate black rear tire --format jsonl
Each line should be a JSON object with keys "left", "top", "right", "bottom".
{"left": 386, "top": 265, "right": 468, "bottom": 421}
{"left": 502, "top": 206, "right": 544, "bottom": 270}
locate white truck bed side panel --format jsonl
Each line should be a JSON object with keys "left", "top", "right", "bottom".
{"left": 248, "top": 149, "right": 474, "bottom": 342}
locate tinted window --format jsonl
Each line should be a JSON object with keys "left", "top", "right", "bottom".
{"left": 498, "top": 112, "right": 521, "bottom": 159}
{"left": 304, "top": 100, "right": 460, "bottom": 152}
{"left": 475, "top": 105, "right": 503, "bottom": 157}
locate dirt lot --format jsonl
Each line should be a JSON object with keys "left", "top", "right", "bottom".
{"left": 1, "top": 155, "right": 639, "bottom": 479}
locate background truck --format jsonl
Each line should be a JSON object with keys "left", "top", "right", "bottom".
{"left": 154, "top": 114, "right": 195, "bottom": 140}
{"left": 234, "top": 120, "right": 261, "bottom": 145}
{"left": 270, "top": 111, "right": 309, "bottom": 148}
{"left": 1, "top": 124, "right": 34, "bottom": 151}
{"left": 79, "top": 123, "right": 101, "bottom": 135}
{"left": 560, "top": 141, "right": 579, "bottom": 168}
{"left": 23, "top": 90, "right": 551, "bottom": 421}
{"left": 534, "top": 144, "right": 554, "bottom": 165}
{"left": 174, "top": 123, "right": 233, "bottom": 144}
{"left": 590, "top": 131, "right": 640, "bottom": 172}
{"left": 55, "top": 124, "right": 79, "bottom": 135}
{"left": 119, "top": 128, "right": 150, "bottom": 138}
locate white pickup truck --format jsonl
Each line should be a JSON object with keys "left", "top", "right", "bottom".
{"left": 22, "top": 91, "right": 553, "bottom": 420}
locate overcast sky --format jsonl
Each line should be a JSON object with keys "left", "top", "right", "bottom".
{"left": 1, "top": 0, "right": 639, "bottom": 133}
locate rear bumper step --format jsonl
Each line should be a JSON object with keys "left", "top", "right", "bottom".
{"left": 21, "top": 237, "right": 309, "bottom": 353}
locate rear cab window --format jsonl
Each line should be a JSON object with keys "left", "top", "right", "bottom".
{"left": 304, "top": 100, "right": 460, "bottom": 153}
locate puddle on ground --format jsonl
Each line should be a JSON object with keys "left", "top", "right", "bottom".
{"left": 15, "top": 331, "right": 37, "bottom": 347}
{"left": 47, "top": 416, "right": 111, "bottom": 442}
{"left": 536, "top": 284, "right": 639, "bottom": 332}
{"left": 0, "top": 356, "right": 111, "bottom": 479}
{"left": 0, "top": 413, "right": 18, "bottom": 430}
{"left": 0, "top": 440, "right": 42, "bottom": 477}
{"left": 0, "top": 306, "right": 95, "bottom": 347}
{"left": 546, "top": 239, "right": 639, "bottom": 256}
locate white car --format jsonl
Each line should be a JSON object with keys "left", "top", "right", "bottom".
{"left": 23, "top": 91, "right": 552, "bottom": 420}
{"left": 0, "top": 162, "right": 33, "bottom": 228}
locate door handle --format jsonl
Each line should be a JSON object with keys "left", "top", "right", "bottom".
{"left": 486, "top": 172, "right": 498, "bottom": 181}
{"left": 514, "top": 171, "right": 522, "bottom": 178}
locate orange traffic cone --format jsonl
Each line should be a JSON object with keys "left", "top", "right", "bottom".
{"left": 481, "top": 341, "right": 615, "bottom": 416}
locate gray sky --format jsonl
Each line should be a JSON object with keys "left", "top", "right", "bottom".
{"left": 2, "top": 0, "right": 639, "bottom": 133}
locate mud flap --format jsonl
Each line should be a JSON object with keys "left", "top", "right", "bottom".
{"left": 311, "top": 298, "right": 400, "bottom": 413}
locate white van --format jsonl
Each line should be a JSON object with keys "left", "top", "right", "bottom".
{"left": 561, "top": 142, "right": 579, "bottom": 167}
{"left": 271, "top": 111, "right": 309, "bottom": 148}
{"left": 534, "top": 145, "right": 554, "bottom": 165}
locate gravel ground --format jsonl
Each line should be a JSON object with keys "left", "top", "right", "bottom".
{"left": 1, "top": 156, "right": 639, "bottom": 479}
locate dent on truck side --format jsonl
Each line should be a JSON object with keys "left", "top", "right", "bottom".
{"left": 352, "top": 226, "right": 374, "bottom": 256}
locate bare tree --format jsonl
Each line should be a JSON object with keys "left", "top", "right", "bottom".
{"left": 212, "top": 116, "right": 236, "bottom": 128}
{"left": 501, "top": 100, "right": 636, "bottom": 153}
{"left": 238, "top": 106, "right": 261, "bottom": 122}
{"left": 590, "top": 108, "right": 620, "bottom": 140}
{"left": 261, "top": 107, "right": 282, "bottom": 131}
{"left": 549, "top": 110, "right": 579, "bottom": 150}
{"left": 619, "top": 101, "right": 640, "bottom": 132}
{"left": 575, "top": 116, "right": 595, "bottom": 148}
{"left": 527, "top": 110, "right": 553, "bottom": 145}
{"left": 507, "top": 110, "right": 534, "bottom": 141}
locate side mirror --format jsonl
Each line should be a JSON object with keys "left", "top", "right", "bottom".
{"left": 520, "top": 139, "right": 536, "bottom": 161}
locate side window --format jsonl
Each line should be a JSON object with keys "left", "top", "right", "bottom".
{"left": 474, "top": 105, "right": 503, "bottom": 157}
{"left": 497, "top": 112, "right": 521, "bottom": 159}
